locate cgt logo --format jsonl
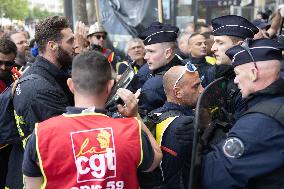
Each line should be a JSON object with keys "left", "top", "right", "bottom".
{"left": 71, "top": 128, "right": 116, "bottom": 183}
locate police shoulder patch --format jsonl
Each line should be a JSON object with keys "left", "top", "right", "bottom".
{"left": 222, "top": 137, "right": 244, "bottom": 158}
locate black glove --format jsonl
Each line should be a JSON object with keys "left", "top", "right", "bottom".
{"left": 175, "top": 116, "right": 194, "bottom": 144}
{"left": 200, "top": 120, "right": 228, "bottom": 153}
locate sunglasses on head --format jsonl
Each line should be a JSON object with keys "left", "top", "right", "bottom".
{"left": 240, "top": 38, "right": 258, "bottom": 70}
{"left": 173, "top": 63, "right": 197, "bottom": 89}
{"left": 0, "top": 60, "right": 15, "bottom": 67}
{"left": 95, "top": 35, "right": 106, "bottom": 40}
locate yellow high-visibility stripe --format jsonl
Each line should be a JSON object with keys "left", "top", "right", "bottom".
{"left": 156, "top": 117, "right": 177, "bottom": 145}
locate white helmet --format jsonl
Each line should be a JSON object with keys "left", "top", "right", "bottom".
{"left": 88, "top": 22, "right": 107, "bottom": 36}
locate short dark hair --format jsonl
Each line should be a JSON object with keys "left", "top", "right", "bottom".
{"left": 35, "top": 16, "right": 70, "bottom": 53}
{"left": 72, "top": 50, "right": 112, "bottom": 95}
{"left": 195, "top": 22, "right": 209, "bottom": 32}
{"left": 0, "top": 37, "right": 17, "bottom": 56}
{"left": 201, "top": 31, "right": 214, "bottom": 39}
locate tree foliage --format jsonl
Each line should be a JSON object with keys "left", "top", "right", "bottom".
{"left": 0, "top": 0, "right": 29, "bottom": 20}
{"left": 26, "top": 7, "right": 58, "bottom": 21}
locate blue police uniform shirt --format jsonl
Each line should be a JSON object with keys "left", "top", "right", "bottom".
{"left": 127, "top": 61, "right": 151, "bottom": 92}
{"left": 201, "top": 79, "right": 284, "bottom": 189}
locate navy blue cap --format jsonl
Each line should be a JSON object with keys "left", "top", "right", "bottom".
{"left": 251, "top": 19, "right": 270, "bottom": 30}
{"left": 138, "top": 21, "right": 179, "bottom": 45}
{"left": 212, "top": 15, "right": 259, "bottom": 39}
{"left": 225, "top": 38, "right": 284, "bottom": 67}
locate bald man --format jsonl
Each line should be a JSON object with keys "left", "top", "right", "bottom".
{"left": 201, "top": 38, "right": 284, "bottom": 189}
{"left": 139, "top": 64, "right": 203, "bottom": 189}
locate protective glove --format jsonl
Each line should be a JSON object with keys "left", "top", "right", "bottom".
{"left": 175, "top": 116, "right": 195, "bottom": 144}
{"left": 200, "top": 120, "right": 228, "bottom": 153}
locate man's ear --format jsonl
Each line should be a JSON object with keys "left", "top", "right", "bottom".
{"left": 67, "top": 78, "right": 75, "bottom": 94}
{"left": 47, "top": 41, "right": 58, "bottom": 51}
{"left": 250, "top": 68, "right": 258, "bottom": 82}
{"left": 174, "top": 87, "right": 183, "bottom": 99}
{"left": 236, "top": 40, "right": 243, "bottom": 45}
{"left": 165, "top": 47, "right": 173, "bottom": 59}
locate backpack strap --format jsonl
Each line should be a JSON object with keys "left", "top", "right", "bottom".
{"left": 11, "top": 79, "right": 19, "bottom": 96}
{"left": 242, "top": 99, "right": 284, "bottom": 126}
{"left": 156, "top": 109, "right": 183, "bottom": 122}
{"left": 150, "top": 109, "right": 183, "bottom": 144}
{"left": 156, "top": 116, "right": 177, "bottom": 145}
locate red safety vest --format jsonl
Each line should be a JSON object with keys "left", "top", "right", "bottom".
{"left": 36, "top": 112, "right": 143, "bottom": 189}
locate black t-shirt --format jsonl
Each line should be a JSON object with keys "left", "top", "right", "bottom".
{"left": 22, "top": 107, "right": 154, "bottom": 177}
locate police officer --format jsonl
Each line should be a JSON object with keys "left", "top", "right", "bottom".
{"left": 118, "top": 38, "right": 150, "bottom": 93}
{"left": 140, "top": 64, "right": 202, "bottom": 189}
{"left": 138, "top": 21, "right": 184, "bottom": 114}
{"left": 203, "top": 15, "right": 259, "bottom": 121}
{"left": 201, "top": 38, "right": 284, "bottom": 189}
{"left": 23, "top": 51, "right": 162, "bottom": 189}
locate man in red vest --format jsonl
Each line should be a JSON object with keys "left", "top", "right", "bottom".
{"left": 23, "top": 50, "right": 162, "bottom": 189}
{"left": 0, "top": 37, "right": 21, "bottom": 189}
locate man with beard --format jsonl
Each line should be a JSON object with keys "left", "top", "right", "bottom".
{"left": 8, "top": 16, "right": 75, "bottom": 189}
{"left": 4, "top": 31, "right": 30, "bottom": 71}
{"left": 0, "top": 37, "right": 20, "bottom": 189}
{"left": 87, "top": 22, "right": 118, "bottom": 71}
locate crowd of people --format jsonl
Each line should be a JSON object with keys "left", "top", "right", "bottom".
{"left": 1, "top": 5, "right": 284, "bottom": 189}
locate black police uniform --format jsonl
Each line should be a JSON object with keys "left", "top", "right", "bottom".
{"left": 202, "top": 15, "right": 259, "bottom": 122}
{"left": 201, "top": 38, "right": 284, "bottom": 189}
{"left": 202, "top": 79, "right": 284, "bottom": 189}
{"left": 203, "top": 64, "right": 247, "bottom": 120}
{"left": 138, "top": 55, "right": 183, "bottom": 113}
{"left": 137, "top": 21, "right": 182, "bottom": 113}
{"left": 277, "top": 35, "right": 284, "bottom": 78}
{"left": 139, "top": 102, "right": 194, "bottom": 189}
